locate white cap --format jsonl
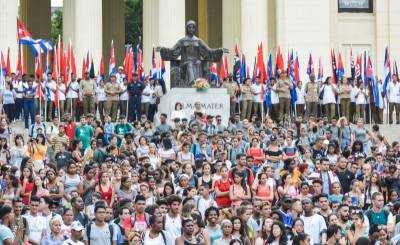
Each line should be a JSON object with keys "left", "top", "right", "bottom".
{"left": 71, "top": 221, "right": 84, "bottom": 231}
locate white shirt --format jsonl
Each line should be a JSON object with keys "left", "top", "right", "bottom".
{"left": 115, "top": 73, "right": 125, "bottom": 84}
{"left": 301, "top": 214, "right": 327, "bottom": 244}
{"left": 120, "top": 83, "right": 128, "bottom": 100}
{"left": 13, "top": 80, "right": 24, "bottom": 98}
{"left": 63, "top": 239, "right": 84, "bottom": 245}
{"left": 388, "top": 81, "right": 400, "bottom": 103}
{"left": 171, "top": 110, "right": 185, "bottom": 120}
{"left": 251, "top": 83, "right": 264, "bottom": 103}
{"left": 58, "top": 83, "right": 66, "bottom": 100}
{"left": 377, "top": 83, "right": 384, "bottom": 109}
{"left": 195, "top": 196, "right": 218, "bottom": 217}
{"left": 142, "top": 85, "right": 154, "bottom": 103}
{"left": 296, "top": 87, "right": 305, "bottom": 104}
{"left": 164, "top": 214, "right": 181, "bottom": 240}
{"left": 96, "top": 85, "right": 107, "bottom": 102}
{"left": 46, "top": 80, "right": 57, "bottom": 101}
{"left": 355, "top": 88, "right": 368, "bottom": 105}
{"left": 321, "top": 84, "right": 337, "bottom": 104}
{"left": 23, "top": 213, "right": 47, "bottom": 243}
{"left": 350, "top": 86, "right": 358, "bottom": 102}
{"left": 143, "top": 230, "right": 174, "bottom": 245}
{"left": 271, "top": 85, "right": 279, "bottom": 104}
{"left": 66, "top": 81, "right": 79, "bottom": 98}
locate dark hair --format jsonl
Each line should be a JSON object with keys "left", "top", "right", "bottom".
{"left": 19, "top": 166, "right": 33, "bottom": 183}
{"left": 205, "top": 206, "right": 219, "bottom": 221}
{"left": 175, "top": 102, "right": 182, "bottom": 110}
{"left": 94, "top": 203, "right": 107, "bottom": 213}
{"left": 230, "top": 216, "right": 247, "bottom": 241}
{"left": 266, "top": 221, "right": 287, "bottom": 245}
{"left": 30, "top": 195, "right": 40, "bottom": 203}
{"left": 326, "top": 224, "right": 341, "bottom": 239}
{"left": 134, "top": 195, "right": 146, "bottom": 203}
{"left": 292, "top": 233, "right": 309, "bottom": 245}
{"left": 163, "top": 182, "right": 175, "bottom": 197}
{"left": 167, "top": 195, "right": 182, "bottom": 206}
{"left": 233, "top": 171, "right": 248, "bottom": 195}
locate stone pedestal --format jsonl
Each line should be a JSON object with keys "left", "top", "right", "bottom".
{"left": 158, "top": 88, "right": 230, "bottom": 125}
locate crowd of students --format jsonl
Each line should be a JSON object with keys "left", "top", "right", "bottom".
{"left": 0, "top": 69, "right": 399, "bottom": 245}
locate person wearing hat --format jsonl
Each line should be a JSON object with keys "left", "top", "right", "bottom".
{"left": 127, "top": 72, "right": 144, "bottom": 122}
{"left": 63, "top": 221, "right": 84, "bottom": 245}
{"left": 104, "top": 74, "right": 121, "bottom": 122}
{"left": 116, "top": 66, "right": 126, "bottom": 84}
{"left": 66, "top": 73, "right": 80, "bottom": 121}
{"left": 80, "top": 71, "right": 96, "bottom": 115}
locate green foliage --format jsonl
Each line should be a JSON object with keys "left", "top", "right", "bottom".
{"left": 125, "top": 0, "right": 143, "bottom": 46}
{"left": 51, "top": 9, "right": 63, "bottom": 44}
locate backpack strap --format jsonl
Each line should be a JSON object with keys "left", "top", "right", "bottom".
{"left": 86, "top": 222, "right": 92, "bottom": 245}
{"left": 160, "top": 231, "right": 167, "bottom": 245}
{"left": 108, "top": 224, "right": 114, "bottom": 245}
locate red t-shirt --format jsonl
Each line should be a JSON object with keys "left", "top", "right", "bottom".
{"left": 247, "top": 148, "right": 264, "bottom": 165}
{"left": 214, "top": 178, "right": 231, "bottom": 207}
{"left": 19, "top": 180, "right": 33, "bottom": 205}
{"left": 64, "top": 122, "right": 76, "bottom": 147}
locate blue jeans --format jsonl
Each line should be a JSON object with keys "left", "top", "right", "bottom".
{"left": 341, "top": 138, "right": 351, "bottom": 151}
{"left": 128, "top": 96, "right": 141, "bottom": 122}
{"left": 15, "top": 98, "right": 24, "bottom": 120}
{"left": 23, "top": 100, "right": 35, "bottom": 129}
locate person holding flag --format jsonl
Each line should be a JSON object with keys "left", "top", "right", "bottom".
{"left": 387, "top": 74, "right": 400, "bottom": 124}
{"left": 276, "top": 71, "right": 292, "bottom": 123}
{"left": 221, "top": 74, "right": 239, "bottom": 116}
{"left": 45, "top": 73, "right": 57, "bottom": 122}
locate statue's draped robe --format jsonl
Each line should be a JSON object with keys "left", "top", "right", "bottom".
{"left": 160, "top": 35, "right": 223, "bottom": 87}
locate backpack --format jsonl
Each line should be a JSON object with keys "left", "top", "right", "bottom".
{"left": 141, "top": 230, "right": 167, "bottom": 245}
{"left": 86, "top": 222, "right": 114, "bottom": 245}
{"left": 130, "top": 212, "right": 151, "bottom": 228}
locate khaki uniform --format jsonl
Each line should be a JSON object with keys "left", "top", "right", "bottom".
{"left": 339, "top": 85, "right": 351, "bottom": 121}
{"left": 304, "top": 81, "right": 319, "bottom": 118}
{"left": 222, "top": 81, "right": 238, "bottom": 115}
{"left": 276, "top": 79, "right": 291, "bottom": 122}
{"left": 80, "top": 79, "right": 96, "bottom": 115}
{"left": 105, "top": 82, "right": 120, "bottom": 121}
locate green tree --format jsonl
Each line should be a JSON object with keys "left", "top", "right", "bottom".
{"left": 125, "top": 0, "right": 142, "bottom": 46}
{"left": 51, "top": 9, "right": 63, "bottom": 44}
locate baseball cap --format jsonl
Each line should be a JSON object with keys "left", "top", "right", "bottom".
{"left": 270, "top": 135, "right": 277, "bottom": 141}
{"left": 71, "top": 221, "right": 84, "bottom": 231}
{"left": 282, "top": 194, "right": 292, "bottom": 202}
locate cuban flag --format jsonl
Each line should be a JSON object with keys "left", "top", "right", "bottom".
{"left": 0, "top": 54, "right": 4, "bottom": 90}
{"left": 109, "top": 40, "right": 116, "bottom": 76}
{"left": 350, "top": 48, "right": 355, "bottom": 79}
{"left": 383, "top": 47, "right": 391, "bottom": 97}
{"left": 240, "top": 54, "right": 247, "bottom": 82}
{"left": 289, "top": 51, "right": 297, "bottom": 105}
{"left": 267, "top": 51, "right": 273, "bottom": 81}
{"left": 331, "top": 49, "right": 338, "bottom": 84}
{"left": 337, "top": 52, "right": 345, "bottom": 80}
{"left": 159, "top": 59, "right": 166, "bottom": 81}
{"left": 210, "top": 62, "right": 218, "bottom": 81}
{"left": 355, "top": 55, "right": 362, "bottom": 82}
{"left": 318, "top": 57, "right": 324, "bottom": 81}
{"left": 0, "top": 53, "right": 6, "bottom": 76}
{"left": 233, "top": 43, "right": 241, "bottom": 83}
{"left": 366, "top": 56, "right": 379, "bottom": 107}
{"left": 17, "top": 19, "right": 52, "bottom": 57}
{"left": 136, "top": 44, "right": 145, "bottom": 81}
{"left": 151, "top": 47, "right": 157, "bottom": 80}
{"left": 307, "top": 53, "right": 314, "bottom": 76}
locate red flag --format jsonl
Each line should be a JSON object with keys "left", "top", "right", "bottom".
{"left": 276, "top": 46, "right": 284, "bottom": 77}
{"left": 256, "top": 43, "right": 267, "bottom": 82}
{"left": 86, "top": 51, "right": 89, "bottom": 73}
{"left": 100, "top": 53, "right": 104, "bottom": 77}
{"left": 294, "top": 55, "right": 300, "bottom": 83}
{"left": 6, "top": 48, "right": 10, "bottom": 76}
{"left": 71, "top": 47, "right": 76, "bottom": 76}
{"left": 234, "top": 43, "right": 239, "bottom": 57}
{"left": 219, "top": 58, "right": 226, "bottom": 80}
{"left": 0, "top": 53, "right": 5, "bottom": 72}
{"left": 37, "top": 51, "right": 43, "bottom": 98}
{"left": 124, "top": 47, "right": 129, "bottom": 74}
{"left": 127, "top": 49, "right": 133, "bottom": 81}
{"left": 224, "top": 55, "right": 229, "bottom": 77}
{"left": 287, "top": 50, "right": 291, "bottom": 77}
{"left": 58, "top": 37, "right": 66, "bottom": 78}
{"left": 16, "top": 45, "right": 22, "bottom": 75}
{"left": 53, "top": 46, "right": 59, "bottom": 109}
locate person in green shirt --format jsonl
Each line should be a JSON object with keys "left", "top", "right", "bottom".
{"left": 75, "top": 116, "right": 94, "bottom": 150}
{"left": 114, "top": 115, "right": 133, "bottom": 147}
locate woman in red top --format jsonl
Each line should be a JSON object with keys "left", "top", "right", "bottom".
{"left": 214, "top": 165, "right": 231, "bottom": 208}
{"left": 19, "top": 166, "right": 34, "bottom": 205}
{"left": 246, "top": 138, "right": 265, "bottom": 170}
{"left": 252, "top": 172, "right": 273, "bottom": 202}
{"left": 95, "top": 171, "right": 115, "bottom": 207}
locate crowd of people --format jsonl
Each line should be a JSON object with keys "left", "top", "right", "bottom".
{"left": 0, "top": 67, "right": 398, "bottom": 245}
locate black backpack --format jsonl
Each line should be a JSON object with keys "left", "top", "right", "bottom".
{"left": 86, "top": 222, "right": 114, "bottom": 245}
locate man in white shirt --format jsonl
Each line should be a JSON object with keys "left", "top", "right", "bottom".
{"left": 143, "top": 215, "right": 174, "bottom": 245}
{"left": 66, "top": 73, "right": 79, "bottom": 121}
{"left": 119, "top": 78, "right": 129, "bottom": 119}
{"left": 251, "top": 76, "right": 264, "bottom": 120}
{"left": 23, "top": 196, "right": 47, "bottom": 245}
{"left": 13, "top": 74, "right": 24, "bottom": 121}
{"left": 96, "top": 79, "right": 107, "bottom": 122}
{"left": 58, "top": 76, "right": 67, "bottom": 117}
{"left": 45, "top": 73, "right": 57, "bottom": 122}
{"left": 301, "top": 198, "right": 327, "bottom": 245}
{"left": 387, "top": 74, "right": 400, "bottom": 124}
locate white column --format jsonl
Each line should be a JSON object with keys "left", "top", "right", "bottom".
{"left": 143, "top": 0, "right": 185, "bottom": 90}
{"left": 63, "top": 0, "right": 102, "bottom": 78}
{"left": 222, "top": 0, "right": 241, "bottom": 65}
{"left": 240, "top": 0, "right": 267, "bottom": 75}
{"left": 389, "top": 0, "right": 400, "bottom": 67}
{"left": 375, "top": 0, "right": 389, "bottom": 78}
{"left": 0, "top": 0, "right": 19, "bottom": 72}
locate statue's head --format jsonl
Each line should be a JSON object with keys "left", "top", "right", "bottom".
{"left": 186, "top": 20, "right": 196, "bottom": 36}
